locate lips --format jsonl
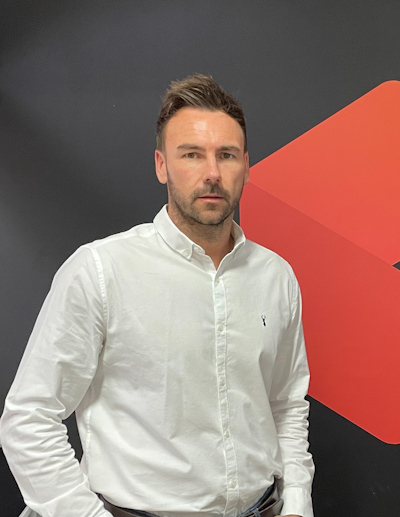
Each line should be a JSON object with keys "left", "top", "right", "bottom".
{"left": 198, "top": 195, "right": 224, "bottom": 200}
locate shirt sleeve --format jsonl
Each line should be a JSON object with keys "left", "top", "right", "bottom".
{"left": 0, "top": 246, "right": 112, "bottom": 517}
{"left": 269, "top": 267, "right": 315, "bottom": 517}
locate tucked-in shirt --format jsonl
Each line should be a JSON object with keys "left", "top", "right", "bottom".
{"left": 0, "top": 205, "right": 314, "bottom": 517}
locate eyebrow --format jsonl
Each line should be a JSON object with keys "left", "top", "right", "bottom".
{"left": 177, "top": 144, "right": 206, "bottom": 151}
{"left": 218, "top": 145, "right": 241, "bottom": 152}
{"left": 177, "top": 144, "right": 241, "bottom": 152}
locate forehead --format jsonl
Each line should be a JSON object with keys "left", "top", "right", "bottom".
{"left": 164, "top": 107, "right": 245, "bottom": 148}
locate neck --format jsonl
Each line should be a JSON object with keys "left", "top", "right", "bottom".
{"left": 167, "top": 206, "right": 235, "bottom": 269}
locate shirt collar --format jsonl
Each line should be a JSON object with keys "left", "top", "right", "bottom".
{"left": 153, "top": 205, "right": 246, "bottom": 260}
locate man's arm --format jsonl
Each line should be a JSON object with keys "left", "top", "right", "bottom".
{"left": 0, "top": 247, "right": 112, "bottom": 517}
{"left": 269, "top": 268, "right": 315, "bottom": 517}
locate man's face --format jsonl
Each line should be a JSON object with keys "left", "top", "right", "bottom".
{"left": 155, "top": 107, "right": 249, "bottom": 228}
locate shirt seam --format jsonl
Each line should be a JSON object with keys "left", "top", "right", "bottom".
{"left": 289, "top": 267, "right": 299, "bottom": 323}
{"left": 87, "top": 246, "right": 109, "bottom": 332}
{"left": 83, "top": 246, "right": 109, "bottom": 474}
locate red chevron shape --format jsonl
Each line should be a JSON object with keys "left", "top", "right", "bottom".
{"left": 240, "top": 81, "right": 400, "bottom": 444}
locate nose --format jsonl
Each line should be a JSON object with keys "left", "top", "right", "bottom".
{"left": 203, "top": 155, "right": 221, "bottom": 183}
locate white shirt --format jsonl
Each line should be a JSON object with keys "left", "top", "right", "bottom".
{"left": 0, "top": 206, "right": 314, "bottom": 517}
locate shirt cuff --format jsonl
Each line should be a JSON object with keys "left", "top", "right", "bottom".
{"left": 280, "top": 486, "right": 313, "bottom": 517}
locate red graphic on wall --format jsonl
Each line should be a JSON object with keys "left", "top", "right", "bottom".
{"left": 240, "top": 80, "right": 400, "bottom": 444}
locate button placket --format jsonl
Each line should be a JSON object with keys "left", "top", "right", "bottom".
{"left": 213, "top": 275, "right": 239, "bottom": 515}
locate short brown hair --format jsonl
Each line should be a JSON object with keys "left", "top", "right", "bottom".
{"left": 156, "top": 73, "right": 247, "bottom": 151}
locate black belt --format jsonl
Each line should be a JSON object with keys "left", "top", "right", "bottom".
{"left": 99, "top": 481, "right": 284, "bottom": 517}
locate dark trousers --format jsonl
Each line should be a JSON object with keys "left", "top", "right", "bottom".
{"left": 100, "top": 480, "right": 284, "bottom": 517}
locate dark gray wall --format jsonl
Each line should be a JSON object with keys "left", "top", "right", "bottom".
{"left": 1, "top": 1, "right": 400, "bottom": 515}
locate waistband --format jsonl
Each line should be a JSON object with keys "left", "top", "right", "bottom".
{"left": 99, "top": 480, "right": 283, "bottom": 517}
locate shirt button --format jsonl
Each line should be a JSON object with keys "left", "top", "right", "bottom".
{"left": 220, "top": 378, "right": 225, "bottom": 387}
{"left": 230, "top": 481, "right": 237, "bottom": 489}
{"left": 215, "top": 277, "right": 220, "bottom": 285}
{"left": 225, "top": 429, "right": 231, "bottom": 438}
{"left": 218, "top": 325, "right": 223, "bottom": 332}
{"left": 183, "top": 250, "right": 189, "bottom": 257}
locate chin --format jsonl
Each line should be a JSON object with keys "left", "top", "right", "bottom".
{"left": 198, "top": 213, "right": 229, "bottom": 226}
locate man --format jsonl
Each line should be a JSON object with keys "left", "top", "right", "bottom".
{"left": 0, "top": 74, "right": 314, "bottom": 517}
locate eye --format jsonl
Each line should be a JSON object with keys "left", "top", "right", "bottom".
{"left": 222, "top": 152, "right": 235, "bottom": 159}
{"left": 184, "top": 152, "right": 197, "bottom": 158}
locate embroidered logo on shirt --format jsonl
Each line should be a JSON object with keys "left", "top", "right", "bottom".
{"left": 261, "top": 315, "right": 266, "bottom": 327}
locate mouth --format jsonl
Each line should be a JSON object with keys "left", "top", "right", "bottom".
{"left": 198, "top": 195, "right": 224, "bottom": 201}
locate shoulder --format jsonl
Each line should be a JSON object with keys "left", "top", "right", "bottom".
{"left": 54, "top": 222, "right": 156, "bottom": 281}
{"left": 241, "top": 239, "right": 301, "bottom": 312}
{"left": 73, "top": 222, "right": 157, "bottom": 265}
{"left": 243, "top": 238, "right": 296, "bottom": 281}
{"left": 83, "top": 222, "right": 156, "bottom": 253}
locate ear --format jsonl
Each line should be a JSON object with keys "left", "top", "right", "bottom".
{"left": 155, "top": 149, "right": 168, "bottom": 184}
{"left": 244, "top": 151, "right": 250, "bottom": 185}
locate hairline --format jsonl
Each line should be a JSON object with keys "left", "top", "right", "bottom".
{"left": 157, "top": 106, "right": 247, "bottom": 153}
